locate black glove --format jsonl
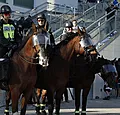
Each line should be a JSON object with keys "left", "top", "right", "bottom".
{"left": 12, "top": 44, "right": 18, "bottom": 50}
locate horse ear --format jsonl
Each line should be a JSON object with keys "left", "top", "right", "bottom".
{"left": 32, "top": 23, "right": 37, "bottom": 33}
{"left": 101, "top": 55, "right": 104, "bottom": 58}
{"left": 44, "top": 21, "right": 49, "bottom": 31}
{"left": 112, "top": 58, "right": 116, "bottom": 64}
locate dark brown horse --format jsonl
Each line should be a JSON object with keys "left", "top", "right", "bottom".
{"left": 35, "top": 32, "right": 86, "bottom": 115}
{"left": 68, "top": 55, "right": 117, "bottom": 115}
{"left": 4, "top": 23, "right": 50, "bottom": 115}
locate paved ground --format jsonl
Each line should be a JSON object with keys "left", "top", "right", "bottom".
{"left": 1, "top": 96, "right": 120, "bottom": 115}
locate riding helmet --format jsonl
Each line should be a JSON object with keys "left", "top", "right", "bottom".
{"left": 37, "top": 13, "right": 46, "bottom": 20}
{"left": 65, "top": 21, "right": 73, "bottom": 28}
{"left": 0, "top": 5, "right": 12, "bottom": 14}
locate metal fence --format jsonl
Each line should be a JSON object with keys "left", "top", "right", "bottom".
{"left": 88, "top": 8, "right": 120, "bottom": 52}
{"left": 53, "top": 2, "right": 106, "bottom": 39}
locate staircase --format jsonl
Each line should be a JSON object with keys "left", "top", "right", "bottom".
{"left": 53, "top": 2, "right": 107, "bottom": 40}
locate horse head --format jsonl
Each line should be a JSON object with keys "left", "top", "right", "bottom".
{"left": 58, "top": 33, "right": 82, "bottom": 61}
{"left": 78, "top": 29, "right": 98, "bottom": 62}
{"left": 95, "top": 56, "right": 118, "bottom": 88}
{"left": 32, "top": 28, "right": 51, "bottom": 67}
{"left": 58, "top": 30, "right": 98, "bottom": 62}
{"left": 16, "top": 23, "right": 49, "bottom": 68}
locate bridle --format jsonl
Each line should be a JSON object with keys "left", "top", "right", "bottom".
{"left": 18, "top": 45, "right": 40, "bottom": 65}
{"left": 17, "top": 34, "right": 41, "bottom": 65}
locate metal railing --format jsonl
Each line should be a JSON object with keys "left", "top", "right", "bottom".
{"left": 54, "top": 7, "right": 120, "bottom": 51}
{"left": 54, "top": 2, "right": 106, "bottom": 40}
{"left": 86, "top": 8, "right": 120, "bottom": 52}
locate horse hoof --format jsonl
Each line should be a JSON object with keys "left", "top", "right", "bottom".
{"left": 75, "top": 113, "right": 79, "bottom": 115}
{"left": 41, "top": 110, "right": 47, "bottom": 115}
{"left": 36, "top": 111, "right": 41, "bottom": 115}
{"left": 55, "top": 111, "right": 60, "bottom": 115}
{"left": 4, "top": 112, "right": 9, "bottom": 115}
{"left": 81, "top": 113, "right": 86, "bottom": 115}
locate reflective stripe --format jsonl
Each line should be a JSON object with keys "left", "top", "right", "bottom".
{"left": 3, "top": 24, "right": 15, "bottom": 40}
{"left": 4, "top": 109, "right": 9, "bottom": 112}
{"left": 35, "top": 104, "right": 41, "bottom": 107}
{"left": 75, "top": 110, "right": 80, "bottom": 113}
{"left": 81, "top": 111, "right": 86, "bottom": 113}
{"left": 40, "top": 104, "right": 46, "bottom": 107}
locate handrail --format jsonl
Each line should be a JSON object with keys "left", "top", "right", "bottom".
{"left": 86, "top": 9, "right": 116, "bottom": 31}
{"left": 53, "top": 3, "right": 105, "bottom": 39}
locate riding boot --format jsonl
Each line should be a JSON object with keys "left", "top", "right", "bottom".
{"left": 0, "top": 81, "right": 9, "bottom": 91}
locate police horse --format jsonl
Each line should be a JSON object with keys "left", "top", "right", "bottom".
{"left": 66, "top": 33, "right": 117, "bottom": 115}
{"left": 35, "top": 31, "right": 86, "bottom": 115}
{"left": 2, "top": 23, "right": 50, "bottom": 115}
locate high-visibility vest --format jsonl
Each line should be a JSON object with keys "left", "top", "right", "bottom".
{"left": 3, "top": 24, "right": 15, "bottom": 41}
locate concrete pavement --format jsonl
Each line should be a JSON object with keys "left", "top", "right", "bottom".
{"left": 0, "top": 95, "right": 120, "bottom": 115}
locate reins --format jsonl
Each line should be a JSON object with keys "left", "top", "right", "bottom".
{"left": 18, "top": 52, "right": 40, "bottom": 65}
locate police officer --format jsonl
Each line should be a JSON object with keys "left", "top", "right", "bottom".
{"left": 0, "top": 5, "right": 19, "bottom": 90}
{"left": 0, "top": 5, "right": 20, "bottom": 58}
{"left": 60, "top": 21, "right": 76, "bottom": 41}
{"left": 72, "top": 19, "right": 86, "bottom": 34}
{"left": 36, "top": 13, "right": 55, "bottom": 47}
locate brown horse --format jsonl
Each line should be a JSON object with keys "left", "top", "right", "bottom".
{"left": 68, "top": 55, "right": 117, "bottom": 115}
{"left": 35, "top": 30, "right": 99, "bottom": 115}
{"left": 4, "top": 23, "right": 50, "bottom": 115}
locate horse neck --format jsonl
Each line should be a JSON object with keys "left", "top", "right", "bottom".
{"left": 60, "top": 36, "right": 80, "bottom": 61}
{"left": 20, "top": 37, "right": 35, "bottom": 59}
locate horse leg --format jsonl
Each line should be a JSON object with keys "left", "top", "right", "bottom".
{"left": 40, "top": 89, "right": 47, "bottom": 115}
{"left": 35, "top": 88, "right": 41, "bottom": 114}
{"left": 55, "top": 87, "right": 66, "bottom": 115}
{"left": 11, "top": 89, "right": 20, "bottom": 114}
{"left": 20, "top": 89, "right": 33, "bottom": 115}
{"left": 4, "top": 91, "right": 11, "bottom": 115}
{"left": 81, "top": 87, "right": 91, "bottom": 115}
{"left": 74, "top": 88, "right": 81, "bottom": 115}
{"left": 115, "top": 88, "right": 118, "bottom": 98}
{"left": 20, "top": 94, "right": 27, "bottom": 115}
{"left": 47, "top": 89, "right": 54, "bottom": 115}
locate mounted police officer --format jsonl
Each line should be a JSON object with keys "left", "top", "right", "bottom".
{"left": 60, "top": 21, "right": 77, "bottom": 41}
{"left": 72, "top": 19, "right": 86, "bottom": 34}
{"left": 36, "top": 13, "right": 55, "bottom": 47}
{"left": 33, "top": 13, "right": 55, "bottom": 67}
{"left": 0, "top": 5, "right": 20, "bottom": 90}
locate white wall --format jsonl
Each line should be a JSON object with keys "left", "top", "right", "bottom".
{"left": 100, "top": 36, "right": 120, "bottom": 59}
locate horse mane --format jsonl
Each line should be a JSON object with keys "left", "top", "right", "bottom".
{"left": 57, "top": 32, "right": 79, "bottom": 47}
{"left": 17, "top": 28, "right": 34, "bottom": 52}
{"left": 17, "top": 23, "right": 37, "bottom": 52}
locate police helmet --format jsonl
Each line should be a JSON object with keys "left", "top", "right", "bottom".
{"left": 65, "top": 21, "right": 73, "bottom": 28}
{"left": 0, "top": 5, "right": 12, "bottom": 14}
{"left": 37, "top": 13, "right": 46, "bottom": 20}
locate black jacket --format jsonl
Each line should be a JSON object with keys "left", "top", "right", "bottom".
{"left": 0, "top": 19, "right": 19, "bottom": 47}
